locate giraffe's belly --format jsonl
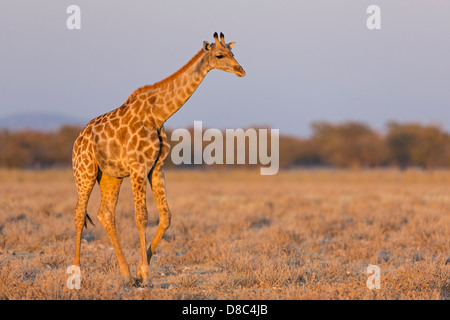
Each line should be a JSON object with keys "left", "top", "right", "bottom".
{"left": 99, "top": 161, "right": 130, "bottom": 178}
{"left": 95, "top": 148, "right": 131, "bottom": 178}
{"left": 94, "top": 137, "right": 161, "bottom": 178}
{"left": 91, "top": 134, "right": 128, "bottom": 178}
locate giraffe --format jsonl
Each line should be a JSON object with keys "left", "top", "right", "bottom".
{"left": 72, "top": 32, "right": 245, "bottom": 284}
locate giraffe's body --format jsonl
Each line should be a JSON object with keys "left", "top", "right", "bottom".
{"left": 72, "top": 33, "right": 245, "bottom": 283}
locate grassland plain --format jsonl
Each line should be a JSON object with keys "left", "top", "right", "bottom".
{"left": 0, "top": 168, "right": 448, "bottom": 300}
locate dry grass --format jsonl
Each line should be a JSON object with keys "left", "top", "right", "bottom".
{"left": 0, "top": 168, "right": 448, "bottom": 299}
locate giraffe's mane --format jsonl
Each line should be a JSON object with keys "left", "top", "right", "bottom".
{"left": 125, "top": 49, "right": 205, "bottom": 104}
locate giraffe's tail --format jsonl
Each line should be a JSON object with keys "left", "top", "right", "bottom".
{"left": 84, "top": 212, "right": 95, "bottom": 228}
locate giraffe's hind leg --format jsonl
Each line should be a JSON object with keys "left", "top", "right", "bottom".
{"left": 146, "top": 129, "right": 171, "bottom": 264}
{"left": 73, "top": 167, "right": 97, "bottom": 267}
{"left": 96, "top": 172, "right": 130, "bottom": 279}
{"left": 146, "top": 165, "right": 171, "bottom": 264}
{"left": 72, "top": 127, "right": 98, "bottom": 268}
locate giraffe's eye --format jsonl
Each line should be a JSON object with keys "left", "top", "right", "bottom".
{"left": 216, "top": 54, "right": 224, "bottom": 59}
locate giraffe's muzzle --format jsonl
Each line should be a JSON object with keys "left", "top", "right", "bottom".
{"left": 234, "top": 65, "right": 246, "bottom": 77}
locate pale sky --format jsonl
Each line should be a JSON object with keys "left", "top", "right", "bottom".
{"left": 1, "top": 0, "right": 449, "bottom": 137}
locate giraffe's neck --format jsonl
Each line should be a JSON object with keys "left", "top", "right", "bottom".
{"left": 155, "top": 51, "right": 210, "bottom": 126}
{"left": 127, "top": 50, "right": 211, "bottom": 128}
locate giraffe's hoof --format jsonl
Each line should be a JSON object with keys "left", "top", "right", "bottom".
{"left": 136, "top": 263, "right": 152, "bottom": 287}
{"left": 140, "top": 277, "right": 154, "bottom": 288}
{"left": 137, "top": 263, "right": 150, "bottom": 279}
{"left": 131, "top": 275, "right": 153, "bottom": 288}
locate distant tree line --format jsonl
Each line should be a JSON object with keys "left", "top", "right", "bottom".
{"left": 0, "top": 121, "right": 449, "bottom": 170}
{"left": 0, "top": 126, "right": 80, "bottom": 168}
{"left": 309, "top": 121, "right": 450, "bottom": 170}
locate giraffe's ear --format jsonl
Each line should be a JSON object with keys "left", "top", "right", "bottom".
{"left": 203, "top": 41, "right": 211, "bottom": 52}
{"left": 227, "top": 42, "right": 235, "bottom": 49}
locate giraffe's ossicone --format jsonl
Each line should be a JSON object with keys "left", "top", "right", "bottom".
{"left": 72, "top": 32, "right": 245, "bottom": 283}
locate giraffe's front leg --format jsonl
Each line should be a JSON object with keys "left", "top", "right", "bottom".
{"left": 147, "top": 165, "right": 171, "bottom": 264}
{"left": 130, "top": 166, "right": 151, "bottom": 284}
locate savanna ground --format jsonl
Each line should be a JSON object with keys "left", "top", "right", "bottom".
{"left": 0, "top": 168, "right": 448, "bottom": 300}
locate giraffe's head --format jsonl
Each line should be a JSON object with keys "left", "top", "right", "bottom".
{"left": 203, "top": 32, "right": 246, "bottom": 77}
